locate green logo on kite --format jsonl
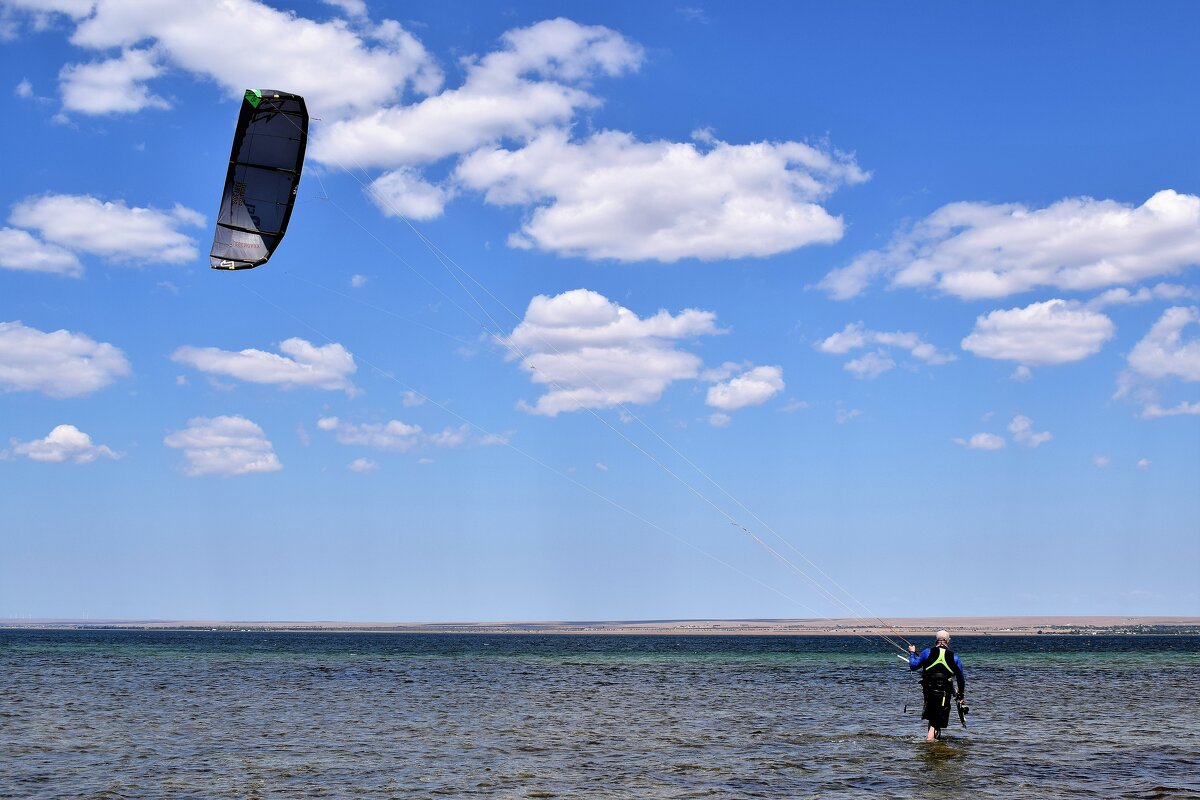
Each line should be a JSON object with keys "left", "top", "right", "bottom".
{"left": 244, "top": 89, "right": 262, "bottom": 108}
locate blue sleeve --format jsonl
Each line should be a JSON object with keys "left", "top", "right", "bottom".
{"left": 908, "top": 648, "right": 930, "bottom": 670}
{"left": 953, "top": 654, "right": 966, "bottom": 694}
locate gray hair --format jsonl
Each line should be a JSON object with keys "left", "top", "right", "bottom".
{"left": 935, "top": 630, "right": 951, "bottom": 643}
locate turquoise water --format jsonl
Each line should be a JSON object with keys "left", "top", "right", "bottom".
{"left": 1, "top": 631, "right": 1197, "bottom": 798}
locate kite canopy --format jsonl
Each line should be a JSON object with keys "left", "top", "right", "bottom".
{"left": 210, "top": 89, "right": 308, "bottom": 270}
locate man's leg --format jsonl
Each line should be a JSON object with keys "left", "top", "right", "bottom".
{"left": 926, "top": 725, "right": 938, "bottom": 741}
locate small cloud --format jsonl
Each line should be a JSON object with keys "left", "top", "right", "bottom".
{"left": 954, "top": 433, "right": 1005, "bottom": 450}
{"left": 350, "top": 274, "right": 367, "bottom": 288}
{"left": 175, "top": 375, "right": 188, "bottom": 386}
{"left": 15, "top": 78, "right": 33, "bottom": 98}
{"left": 1136, "top": 458, "right": 1151, "bottom": 470}
{"left": 706, "top": 365, "right": 784, "bottom": 410}
{"left": 6, "top": 424, "right": 119, "bottom": 463}
{"left": 708, "top": 412, "right": 731, "bottom": 427}
{"left": 1141, "top": 401, "right": 1200, "bottom": 419}
{"left": 677, "top": 6, "right": 709, "bottom": 23}
{"left": 844, "top": 350, "right": 894, "bottom": 379}
{"left": 478, "top": 432, "right": 510, "bottom": 446}
{"left": 835, "top": 407, "right": 860, "bottom": 424}
{"left": 296, "top": 425, "right": 311, "bottom": 446}
{"left": 1093, "top": 455, "right": 1111, "bottom": 468}
{"left": 171, "top": 338, "right": 357, "bottom": 394}
{"left": 164, "top": 415, "right": 281, "bottom": 477}
{"left": 595, "top": 462, "right": 608, "bottom": 471}
{"left": 779, "top": 399, "right": 810, "bottom": 413}
{"left": 1011, "top": 365, "right": 1033, "bottom": 382}
{"left": 1008, "top": 415, "right": 1052, "bottom": 447}
{"left": 417, "top": 457, "right": 434, "bottom": 465}
{"left": 347, "top": 457, "right": 378, "bottom": 472}
{"left": 402, "top": 390, "right": 425, "bottom": 407}
{"left": 156, "top": 280, "right": 179, "bottom": 295}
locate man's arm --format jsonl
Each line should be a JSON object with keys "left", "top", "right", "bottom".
{"left": 953, "top": 654, "right": 966, "bottom": 697}
{"left": 908, "top": 646, "right": 930, "bottom": 670}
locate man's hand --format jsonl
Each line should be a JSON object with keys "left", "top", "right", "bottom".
{"left": 908, "top": 645, "right": 916, "bottom": 654}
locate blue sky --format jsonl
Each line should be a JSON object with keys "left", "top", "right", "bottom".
{"left": 1, "top": 0, "right": 1197, "bottom": 622}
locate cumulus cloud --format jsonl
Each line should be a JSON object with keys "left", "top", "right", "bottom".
{"left": 835, "top": 407, "right": 860, "bottom": 424}
{"left": 1141, "top": 401, "right": 1200, "bottom": 419}
{"left": 1011, "top": 365, "right": 1033, "bottom": 382}
{"left": 5, "top": 424, "right": 118, "bottom": 463}
{"left": 708, "top": 412, "right": 731, "bottom": 427}
{"left": 163, "top": 415, "right": 281, "bottom": 477}
{"left": 821, "top": 190, "right": 1200, "bottom": 299}
{"left": 0, "top": 227, "right": 82, "bottom": 276}
{"left": 6, "top": 0, "right": 442, "bottom": 117}
{"left": 347, "top": 457, "right": 378, "bottom": 472}
{"left": 1086, "top": 283, "right": 1196, "bottom": 310}
{"left": 954, "top": 432, "right": 1005, "bottom": 450}
{"left": 367, "top": 168, "right": 454, "bottom": 220}
{"left": 1136, "top": 458, "right": 1151, "bottom": 469}
{"left": 1125, "top": 306, "right": 1200, "bottom": 383}
{"left": 171, "top": 338, "right": 357, "bottom": 393}
{"left": 15, "top": 78, "right": 33, "bottom": 97}
{"left": 59, "top": 47, "right": 169, "bottom": 114}
{"left": 458, "top": 129, "right": 866, "bottom": 261}
{"left": 501, "top": 288, "right": 723, "bottom": 415}
{"left": 1093, "top": 455, "right": 1111, "bottom": 468}
{"left": 1008, "top": 415, "right": 1052, "bottom": 447}
{"left": 315, "top": 17, "right": 642, "bottom": 168}
{"left": 350, "top": 274, "right": 367, "bottom": 288}
{"left": 317, "top": 416, "right": 477, "bottom": 451}
{"left": 819, "top": 322, "right": 954, "bottom": 378}
{"left": 8, "top": 194, "right": 203, "bottom": 266}
{"left": 705, "top": 365, "right": 784, "bottom": 410}
{"left": 962, "top": 299, "right": 1115, "bottom": 365}
{"left": 0, "top": 320, "right": 130, "bottom": 397}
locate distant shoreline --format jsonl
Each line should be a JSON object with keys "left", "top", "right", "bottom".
{"left": 2, "top": 615, "right": 1197, "bottom": 636}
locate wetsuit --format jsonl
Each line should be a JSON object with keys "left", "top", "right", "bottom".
{"left": 908, "top": 645, "right": 965, "bottom": 730}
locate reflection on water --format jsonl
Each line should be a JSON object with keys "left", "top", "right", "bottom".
{"left": 1, "top": 631, "right": 1197, "bottom": 798}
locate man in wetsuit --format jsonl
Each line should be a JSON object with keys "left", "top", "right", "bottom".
{"left": 908, "top": 629, "right": 966, "bottom": 741}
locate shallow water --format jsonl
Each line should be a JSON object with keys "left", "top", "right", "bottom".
{"left": 1, "top": 631, "right": 1197, "bottom": 798}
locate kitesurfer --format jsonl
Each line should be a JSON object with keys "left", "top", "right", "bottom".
{"left": 908, "top": 629, "right": 966, "bottom": 741}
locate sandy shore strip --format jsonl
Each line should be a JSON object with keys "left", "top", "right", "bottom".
{"left": 2, "top": 615, "right": 1197, "bottom": 635}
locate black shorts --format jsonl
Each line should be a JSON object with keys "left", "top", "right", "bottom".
{"left": 922, "top": 685, "right": 953, "bottom": 728}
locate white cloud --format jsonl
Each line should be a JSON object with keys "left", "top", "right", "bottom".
{"left": 458, "top": 129, "right": 866, "bottom": 262}
{"left": 367, "top": 168, "right": 454, "bottom": 220}
{"left": 7, "top": 0, "right": 442, "bottom": 117}
{"left": 835, "top": 407, "right": 860, "bottom": 424}
{"left": 322, "top": 0, "right": 367, "bottom": 18}
{"left": 1093, "top": 455, "right": 1111, "bottom": 468}
{"left": 1141, "top": 401, "right": 1200, "bottom": 419}
{"left": 315, "top": 17, "right": 642, "bottom": 168}
{"left": 15, "top": 78, "right": 33, "bottom": 97}
{"left": 402, "top": 390, "right": 425, "bottom": 407}
{"left": 1008, "top": 415, "right": 1052, "bottom": 447}
{"left": 1136, "top": 458, "right": 1151, "bottom": 470}
{"left": 164, "top": 415, "right": 281, "bottom": 477}
{"left": 708, "top": 412, "right": 731, "bottom": 427}
{"left": 9, "top": 194, "right": 202, "bottom": 265}
{"left": 347, "top": 457, "right": 378, "bottom": 472}
{"left": 1086, "top": 283, "right": 1196, "bottom": 310}
{"left": 1011, "top": 365, "right": 1033, "bottom": 383}
{"left": 961, "top": 299, "right": 1115, "bottom": 365}
{"left": 6, "top": 424, "right": 118, "bottom": 463}
{"left": 1125, "top": 306, "right": 1200, "bottom": 383}
{"left": 844, "top": 350, "right": 894, "bottom": 379}
{"left": 59, "top": 47, "right": 169, "bottom": 114}
{"left": 821, "top": 190, "right": 1200, "bottom": 299}
{"left": 779, "top": 399, "right": 810, "bottom": 413}
{"left": 0, "top": 227, "right": 82, "bottom": 276}
{"left": 954, "top": 433, "right": 1005, "bottom": 450}
{"left": 818, "top": 322, "right": 954, "bottom": 378}
{"left": 171, "top": 338, "right": 357, "bottom": 394}
{"left": 317, "top": 416, "right": 474, "bottom": 451}
{"left": 705, "top": 365, "right": 784, "bottom": 410}
{"left": 595, "top": 462, "right": 608, "bottom": 471}
{"left": 501, "top": 288, "right": 723, "bottom": 415}
{"left": 350, "top": 274, "right": 367, "bottom": 288}
{"left": 0, "top": 320, "right": 130, "bottom": 397}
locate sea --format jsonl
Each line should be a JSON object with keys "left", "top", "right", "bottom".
{"left": 1, "top": 630, "right": 1197, "bottom": 799}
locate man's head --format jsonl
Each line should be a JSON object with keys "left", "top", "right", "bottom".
{"left": 935, "top": 630, "right": 951, "bottom": 645}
